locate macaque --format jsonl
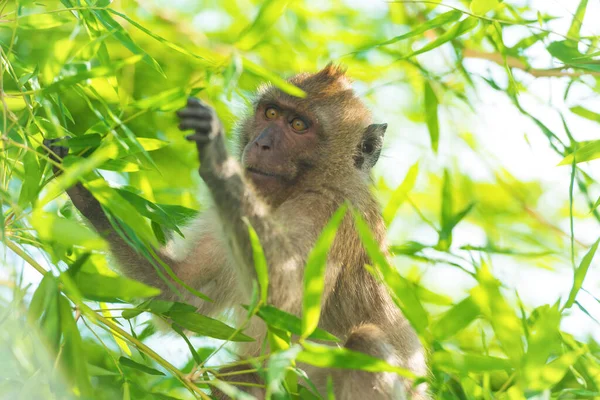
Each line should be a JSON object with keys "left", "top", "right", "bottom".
{"left": 45, "top": 64, "right": 427, "bottom": 399}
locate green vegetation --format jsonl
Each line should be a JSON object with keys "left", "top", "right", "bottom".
{"left": 1, "top": 0, "right": 600, "bottom": 399}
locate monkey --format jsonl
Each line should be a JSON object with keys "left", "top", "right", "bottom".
{"left": 45, "top": 64, "right": 428, "bottom": 399}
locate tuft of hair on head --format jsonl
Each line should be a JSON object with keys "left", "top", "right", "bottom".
{"left": 287, "top": 62, "right": 354, "bottom": 98}
{"left": 315, "top": 63, "right": 348, "bottom": 80}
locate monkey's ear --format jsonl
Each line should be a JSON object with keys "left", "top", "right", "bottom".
{"left": 367, "top": 123, "right": 387, "bottom": 140}
{"left": 355, "top": 123, "right": 387, "bottom": 172}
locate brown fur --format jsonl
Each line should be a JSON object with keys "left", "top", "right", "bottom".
{"left": 50, "top": 64, "right": 428, "bottom": 399}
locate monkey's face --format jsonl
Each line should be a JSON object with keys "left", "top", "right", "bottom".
{"left": 241, "top": 101, "right": 320, "bottom": 194}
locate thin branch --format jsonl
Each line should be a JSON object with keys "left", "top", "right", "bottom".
{"left": 463, "top": 49, "right": 600, "bottom": 78}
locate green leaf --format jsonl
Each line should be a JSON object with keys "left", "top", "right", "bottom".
{"left": 266, "top": 345, "right": 302, "bottom": 397}
{"left": 509, "top": 32, "right": 549, "bottom": 52}
{"left": 382, "top": 162, "right": 419, "bottom": 226}
{"left": 236, "top": 0, "right": 291, "bottom": 51}
{"left": 547, "top": 40, "right": 583, "bottom": 63}
{"left": 527, "top": 350, "right": 585, "bottom": 390}
{"left": 353, "top": 211, "right": 429, "bottom": 334}
{"left": 58, "top": 295, "right": 92, "bottom": 396}
{"left": 570, "top": 106, "right": 600, "bottom": 124}
{"left": 243, "top": 218, "right": 269, "bottom": 304}
{"left": 437, "top": 169, "right": 453, "bottom": 250}
{"left": 119, "top": 356, "right": 165, "bottom": 376}
{"left": 90, "top": 9, "right": 164, "bottom": 75}
{"left": 107, "top": 9, "right": 214, "bottom": 66}
{"left": 567, "top": 0, "right": 588, "bottom": 40}
{"left": 297, "top": 343, "right": 415, "bottom": 378}
{"left": 564, "top": 238, "right": 600, "bottom": 309}
{"left": 471, "top": 264, "right": 524, "bottom": 362}
{"left": 523, "top": 305, "right": 562, "bottom": 373}
{"left": 44, "top": 56, "right": 144, "bottom": 93}
{"left": 362, "top": 10, "right": 462, "bottom": 50}
{"left": 18, "top": 147, "right": 43, "bottom": 208}
{"left": 558, "top": 140, "right": 600, "bottom": 165}
{"left": 433, "top": 351, "right": 511, "bottom": 372}
{"left": 85, "top": 179, "right": 158, "bottom": 247}
{"left": 39, "top": 142, "right": 119, "bottom": 206}
{"left": 169, "top": 311, "right": 254, "bottom": 342}
{"left": 171, "top": 324, "right": 202, "bottom": 365}
{"left": 31, "top": 211, "right": 107, "bottom": 250}
{"left": 404, "top": 17, "right": 479, "bottom": 59}
{"left": 431, "top": 296, "right": 480, "bottom": 340}
{"left": 70, "top": 272, "right": 160, "bottom": 302}
{"left": 424, "top": 81, "right": 439, "bottom": 153}
{"left": 302, "top": 204, "right": 347, "bottom": 338}
{"left": 254, "top": 305, "right": 339, "bottom": 342}
{"left": 470, "top": 0, "right": 500, "bottom": 15}
{"left": 243, "top": 58, "right": 305, "bottom": 98}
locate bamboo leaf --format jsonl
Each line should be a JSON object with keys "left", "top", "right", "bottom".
{"left": 302, "top": 204, "right": 347, "bottom": 338}
{"left": 470, "top": 0, "right": 500, "bottom": 15}
{"left": 567, "top": 0, "right": 588, "bottom": 40}
{"left": 564, "top": 238, "right": 600, "bottom": 309}
{"left": 254, "top": 305, "right": 339, "bottom": 342}
{"left": 559, "top": 140, "right": 600, "bottom": 165}
{"left": 169, "top": 311, "right": 254, "bottom": 342}
{"left": 382, "top": 162, "right": 419, "bottom": 226}
{"left": 119, "top": 356, "right": 165, "bottom": 376}
{"left": 403, "top": 17, "right": 479, "bottom": 59}
{"left": 424, "top": 81, "right": 439, "bottom": 153}
{"left": 431, "top": 296, "right": 480, "bottom": 340}
{"left": 243, "top": 218, "right": 269, "bottom": 304}
{"left": 297, "top": 343, "right": 415, "bottom": 378}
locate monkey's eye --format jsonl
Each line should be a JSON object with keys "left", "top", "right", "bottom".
{"left": 362, "top": 142, "right": 374, "bottom": 154}
{"left": 265, "top": 107, "right": 279, "bottom": 120}
{"left": 290, "top": 118, "right": 308, "bottom": 132}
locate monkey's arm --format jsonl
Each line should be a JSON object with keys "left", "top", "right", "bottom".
{"left": 179, "top": 99, "right": 339, "bottom": 314}
{"left": 44, "top": 142, "right": 241, "bottom": 314}
{"left": 69, "top": 183, "right": 242, "bottom": 312}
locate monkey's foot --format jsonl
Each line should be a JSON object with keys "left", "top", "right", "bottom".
{"left": 177, "top": 97, "right": 223, "bottom": 144}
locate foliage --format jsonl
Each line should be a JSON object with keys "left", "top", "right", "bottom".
{"left": 1, "top": 0, "right": 600, "bottom": 399}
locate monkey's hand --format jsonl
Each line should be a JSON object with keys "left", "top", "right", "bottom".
{"left": 43, "top": 137, "right": 71, "bottom": 173}
{"left": 177, "top": 97, "right": 224, "bottom": 147}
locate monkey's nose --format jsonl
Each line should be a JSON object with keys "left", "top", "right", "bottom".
{"left": 255, "top": 141, "right": 271, "bottom": 151}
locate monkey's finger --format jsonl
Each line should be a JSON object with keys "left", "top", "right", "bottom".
{"left": 176, "top": 107, "right": 212, "bottom": 119}
{"left": 178, "top": 119, "right": 212, "bottom": 131}
{"left": 185, "top": 133, "right": 212, "bottom": 143}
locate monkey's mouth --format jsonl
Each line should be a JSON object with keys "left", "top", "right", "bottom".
{"left": 246, "top": 167, "right": 283, "bottom": 179}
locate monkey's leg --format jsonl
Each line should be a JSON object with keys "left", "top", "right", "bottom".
{"left": 332, "top": 324, "right": 408, "bottom": 400}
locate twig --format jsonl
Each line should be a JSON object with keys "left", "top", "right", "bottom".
{"left": 463, "top": 49, "right": 600, "bottom": 78}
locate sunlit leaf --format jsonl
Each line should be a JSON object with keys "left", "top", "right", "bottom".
{"left": 119, "top": 356, "right": 165, "bottom": 376}
{"left": 424, "top": 81, "right": 439, "bottom": 153}
{"left": 470, "top": 0, "right": 500, "bottom": 15}
{"left": 254, "top": 305, "right": 339, "bottom": 342}
{"left": 559, "top": 140, "right": 600, "bottom": 165}
{"left": 564, "top": 238, "right": 600, "bottom": 309}
{"left": 431, "top": 296, "right": 480, "bottom": 340}
{"left": 382, "top": 162, "right": 419, "bottom": 226}
{"left": 403, "top": 17, "right": 479, "bottom": 59}
{"left": 70, "top": 272, "right": 160, "bottom": 302}
{"left": 169, "top": 311, "right": 254, "bottom": 342}
{"left": 297, "top": 343, "right": 415, "bottom": 378}
{"left": 243, "top": 218, "right": 269, "bottom": 304}
{"left": 302, "top": 204, "right": 347, "bottom": 338}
